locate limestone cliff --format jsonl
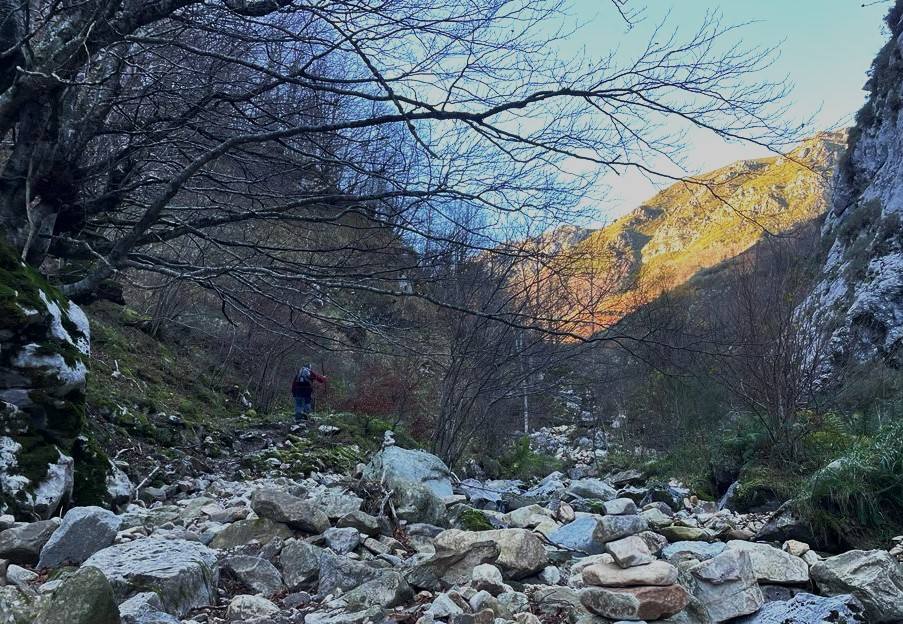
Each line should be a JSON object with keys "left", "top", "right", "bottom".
{"left": 810, "top": 4, "right": 903, "bottom": 368}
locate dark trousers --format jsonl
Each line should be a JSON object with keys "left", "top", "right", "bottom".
{"left": 294, "top": 395, "right": 313, "bottom": 420}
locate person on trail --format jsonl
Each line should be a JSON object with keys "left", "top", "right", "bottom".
{"left": 291, "top": 363, "right": 327, "bottom": 422}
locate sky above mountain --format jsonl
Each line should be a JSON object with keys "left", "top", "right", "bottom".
{"left": 560, "top": 1, "right": 890, "bottom": 224}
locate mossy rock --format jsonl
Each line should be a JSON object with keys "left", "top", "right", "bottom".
{"left": 733, "top": 465, "right": 801, "bottom": 514}
{"left": 454, "top": 508, "right": 494, "bottom": 531}
{"left": 0, "top": 241, "right": 103, "bottom": 518}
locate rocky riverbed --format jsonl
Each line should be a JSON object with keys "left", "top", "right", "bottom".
{"left": 1, "top": 423, "right": 901, "bottom": 624}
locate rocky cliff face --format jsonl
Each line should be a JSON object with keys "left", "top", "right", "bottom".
{"left": 810, "top": 8, "right": 903, "bottom": 368}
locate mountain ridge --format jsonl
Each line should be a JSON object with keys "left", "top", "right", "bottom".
{"left": 546, "top": 130, "right": 848, "bottom": 330}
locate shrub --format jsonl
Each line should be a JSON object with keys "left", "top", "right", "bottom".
{"left": 498, "top": 436, "right": 564, "bottom": 481}
{"left": 797, "top": 420, "right": 903, "bottom": 547}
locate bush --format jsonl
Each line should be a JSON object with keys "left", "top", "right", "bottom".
{"left": 797, "top": 420, "right": 903, "bottom": 547}
{"left": 497, "top": 436, "right": 564, "bottom": 481}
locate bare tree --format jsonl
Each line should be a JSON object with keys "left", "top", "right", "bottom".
{"left": 710, "top": 229, "right": 833, "bottom": 459}
{"left": 0, "top": 0, "right": 797, "bottom": 347}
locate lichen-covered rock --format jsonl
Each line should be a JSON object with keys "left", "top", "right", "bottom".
{"left": 580, "top": 584, "right": 689, "bottom": 621}
{"left": 118, "top": 592, "right": 180, "bottom": 624}
{"left": 0, "top": 585, "right": 43, "bottom": 624}
{"left": 38, "top": 506, "right": 121, "bottom": 569}
{"left": 251, "top": 488, "right": 330, "bottom": 534}
{"left": 362, "top": 446, "right": 454, "bottom": 497}
{"left": 685, "top": 548, "right": 764, "bottom": 622}
{"left": 208, "top": 516, "right": 293, "bottom": 549}
{"left": 433, "top": 528, "right": 547, "bottom": 579}
{"left": 0, "top": 242, "right": 105, "bottom": 519}
{"left": 83, "top": 538, "right": 219, "bottom": 617}
{"left": 32, "top": 566, "right": 119, "bottom": 624}
{"left": 279, "top": 539, "right": 326, "bottom": 588}
{"left": 811, "top": 549, "right": 903, "bottom": 622}
{"left": 725, "top": 540, "right": 809, "bottom": 585}
{"left": 222, "top": 555, "right": 284, "bottom": 596}
{"left": 0, "top": 519, "right": 59, "bottom": 564}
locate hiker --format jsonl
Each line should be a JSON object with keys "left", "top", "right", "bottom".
{"left": 291, "top": 363, "right": 327, "bottom": 422}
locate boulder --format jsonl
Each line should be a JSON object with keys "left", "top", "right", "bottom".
{"left": 548, "top": 515, "right": 603, "bottom": 553}
{"left": 251, "top": 488, "right": 330, "bottom": 534}
{"left": 404, "top": 538, "right": 500, "bottom": 590}
{"left": 208, "top": 517, "right": 293, "bottom": 549}
{"left": 82, "top": 538, "right": 218, "bottom": 617}
{"left": 279, "top": 539, "right": 326, "bottom": 588}
{"left": 0, "top": 519, "right": 59, "bottom": 564}
{"left": 38, "top": 506, "right": 120, "bottom": 569}
{"left": 603, "top": 498, "right": 637, "bottom": 515}
{"left": 363, "top": 446, "right": 454, "bottom": 497}
{"left": 105, "top": 462, "right": 134, "bottom": 511}
{"left": 637, "top": 530, "right": 667, "bottom": 555}
{"left": 725, "top": 540, "right": 809, "bottom": 585}
{"left": 226, "top": 594, "right": 279, "bottom": 622}
{"left": 434, "top": 529, "right": 547, "bottom": 579}
{"left": 305, "top": 607, "right": 385, "bottom": 624}
{"left": 597, "top": 514, "right": 648, "bottom": 542}
{"left": 661, "top": 540, "right": 725, "bottom": 562}
{"left": 657, "top": 525, "right": 712, "bottom": 542}
{"left": 733, "top": 592, "right": 866, "bottom": 623}
{"left": 754, "top": 506, "right": 814, "bottom": 544}
{"left": 337, "top": 511, "right": 380, "bottom": 536}
{"left": 548, "top": 515, "right": 647, "bottom": 554}
{"left": 341, "top": 572, "right": 412, "bottom": 609}
{"left": 318, "top": 552, "right": 396, "bottom": 595}
{"left": 604, "top": 535, "right": 654, "bottom": 568}
{"left": 471, "top": 563, "right": 505, "bottom": 595}
{"left": 580, "top": 585, "right": 689, "bottom": 621}
{"left": 323, "top": 527, "right": 361, "bottom": 554}
{"left": 315, "top": 490, "right": 364, "bottom": 519}
{"left": 539, "top": 565, "right": 562, "bottom": 585}
{"left": 581, "top": 560, "right": 678, "bottom": 587}
{"left": 505, "top": 504, "right": 554, "bottom": 529}
{"left": 427, "top": 591, "right": 467, "bottom": 618}
{"left": 223, "top": 555, "right": 284, "bottom": 595}
{"left": 641, "top": 507, "right": 673, "bottom": 529}
{"left": 6, "top": 564, "right": 36, "bottom": 589}
{"left": 0, "top": 585, "right": 41, "bottom": 623}
{"left": 395, "top": 481, "right": 447, "bottom": 526}
{"left": 32, "top": 566, "right": 119, "bottom": 624}
{"left": 519, "top": 473, "right": 566, "bottom": 506}
{"left": 686, "top": 549, "right": 764, "bottom": 623}
{"left": 566, "top": 478, "right": 617, "bottom": 501}
{"left": 782, "top": 539, "right": 810, "bottom": 558}
{"left": 810, "top": 549, "right": 903, "bottom": 622}
{"left": 118, "top": 592, "right": 180, "bottom": 624}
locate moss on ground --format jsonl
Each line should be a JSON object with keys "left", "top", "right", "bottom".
{"left": 457, "top": 509, "right": 493, "bottom": 531}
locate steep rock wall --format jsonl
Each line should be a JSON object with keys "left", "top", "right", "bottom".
{"left": 812, "top": 6, "right": 903, "bottom": 367}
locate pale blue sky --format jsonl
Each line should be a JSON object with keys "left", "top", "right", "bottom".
{"left": 563, "top": 0, "right": 891, "bottom": 223}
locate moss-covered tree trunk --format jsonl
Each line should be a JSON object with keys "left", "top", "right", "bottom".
{"left": 0, "top": 240, "right": 108, "bottom": 518}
